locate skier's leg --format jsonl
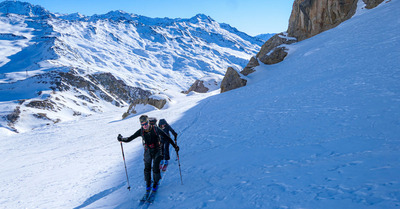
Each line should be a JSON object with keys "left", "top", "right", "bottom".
{"left": 165, "top": 142, "right": 171, "bottom": 161}
{"left": 143, "top": 149, "right": 152, "bottom": 188}
{"left": 152, "top": 150, "right": 163, "bottom": 187}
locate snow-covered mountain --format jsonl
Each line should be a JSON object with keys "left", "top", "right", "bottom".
{"left": 0, "top": 0, "right": 399, "bottom": 208}
{"left": 255, "top": 33, "right": 275, "bottom": 41}
{"left": 0, "top": 1, "right": 264, "bottom": 133}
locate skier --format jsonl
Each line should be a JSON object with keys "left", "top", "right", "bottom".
{"left": 158, "top": 119, "right": 178, "bottom": 170}
{"left": 117, "top": 115, "right": 179, "bottom": 194}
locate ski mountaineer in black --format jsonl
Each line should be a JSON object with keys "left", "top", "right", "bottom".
{"left": 117, "top": 115, "right": 179, "bottom": 193}
{"left": 158, "top": 119, "right": 178, "bottom": 169}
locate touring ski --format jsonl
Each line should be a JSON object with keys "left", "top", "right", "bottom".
{"left": 146, "top": 190, "right": 157, "bottom": 204}
{"left": 138, "top": 190, "right": 150, "bottom": 206}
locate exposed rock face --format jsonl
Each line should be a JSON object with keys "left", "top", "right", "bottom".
{"left": 256, "top": 33, "right": 298, "bottom": 65}
{"left": 287, "top": 0, "right": 358, "bottom": 41}
{"left": 183, "top": 80, "right": 209, "bottom": 94}
{"left": 220, "top": 67, "right": 247, "bottom": 93}
{"left": 363, "top": 0, "right": 384, "bottom": 9}
{"left": 122, "top": 97, "right": 168, "bottom": 119}
{"left": 240, "top": 56, "right": 260, "bottom": 76}
{"left": 25, "top": 100, "right": 57, "bottom": 111}
{"left": 5, "top": 106, "right": 21, "bottom": 132}
{"left": 54, "top": 70, "right": 151, "bottom": 106}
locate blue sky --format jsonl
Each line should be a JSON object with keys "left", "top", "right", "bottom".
{"left": 12, "top": 0, "right": 294, "bottom": 36}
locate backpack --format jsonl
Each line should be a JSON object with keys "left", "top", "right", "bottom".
{"left": 158, "top": 119, "right": 167, "bottom": 126}
{"left": 141, "top": 117, "right": 160, "bottom": 148}
{"left": 149, "top": 117, "right": 157, "bottom": 126}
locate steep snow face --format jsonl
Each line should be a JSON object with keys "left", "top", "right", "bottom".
{"left": 0, "top": 1, "right": 263, "bottom": 133}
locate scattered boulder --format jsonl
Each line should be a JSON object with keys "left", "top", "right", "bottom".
{"left": 256, "top": 33, "right": 297, "bottom": 64}
{"left": 257, "top": 32, "right": 297, "bottom": 66}
{"left": 242, "top": 33, "right": 297, "bottom": 76}
{"left": 261, "top": 47, "right": 290, "bottom": 65}
{"left": 240, "top": 56, "right": 260, "bottom": 76}
{"left": 220, "top": 67, "right": 247, "bottom": 93}
{"left": 183, "top": 80, "right": 209, "bottom": 94}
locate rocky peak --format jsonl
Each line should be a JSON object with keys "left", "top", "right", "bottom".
{"left": 189, "top": 14, "right": 214, "bottom": 23}
{"left": 90, "top": 10, "right": 138, "bottom": 22}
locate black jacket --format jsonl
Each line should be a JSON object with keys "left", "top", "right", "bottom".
{"left": 122, "top": 125, "right": 176, "bottom": 148}
{"left": 158, "top": 119, "right": 177, "bottom": 140}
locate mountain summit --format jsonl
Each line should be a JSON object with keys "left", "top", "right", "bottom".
{"left": 0, "top": 0, "right": 52, "bottom": 17}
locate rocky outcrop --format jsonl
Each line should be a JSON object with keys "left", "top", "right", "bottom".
{"left": 256, "top": 33, "right": 298, "bottom": 65}
{"left": 25, "top": 100, "right": 58, "bottom": 111}
{"left": 287, "top": 0, "right": 358, "bottom": 41}
{"left": 240, "top": 56, "right": 260, "bottom": 76}
{"left": 220, "top": 67, "right": 247, "bottom": 93}
{"left": 54, "top": 70, "right": 151, "bottom": 106}
{"left": 223, "top": 0, "right": 386, "bottom": 94}
{"left": 122, "top": 96, "right": 168, "bottom": 119}
{"left": 5, "top": 106, "right": 21, "bottom": 132}
{"left": 183, "top": 80, "right": 209, "bottom": 94}
{"left": 364, "top": 0, "right": 385, "bottom": 9}
{"left": 242, "top": 0, "right": 365, "bottom": 77}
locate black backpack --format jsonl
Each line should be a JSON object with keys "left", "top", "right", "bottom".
{"left": 149, "top": 117, "right": 157, "bottom": 126}
{"left": 141, "top": 117, "right": 160, "bottom": 148}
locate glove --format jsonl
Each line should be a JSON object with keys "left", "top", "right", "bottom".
{"left": 117, "top": 134, "right": 123, "bottom": 142}
{"left": 174, "top": 145, "right": 180, "bottom": 152}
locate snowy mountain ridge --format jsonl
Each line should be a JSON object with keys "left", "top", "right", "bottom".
{"left": 0, "top": 0, "right": 264, "bottom": 133}
{"left": 0, "top": 0, "right": 52, "bottom": 17}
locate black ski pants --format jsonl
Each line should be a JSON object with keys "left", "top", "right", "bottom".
{"left": 161, "top": 140, "right": 171, "bottom": 161}
{"left": 143, "top": 147, "right": 162, "bottom": 187}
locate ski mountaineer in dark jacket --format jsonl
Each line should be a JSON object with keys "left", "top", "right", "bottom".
{"left": 158, "top": 119, "right": 178, "bottom": 170}
{"left": 117, "top": 115, "right": 179, "bottom": 193}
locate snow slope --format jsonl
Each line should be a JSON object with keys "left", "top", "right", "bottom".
{"left": 1, "top": 0, "right": 399, "bottom": 208}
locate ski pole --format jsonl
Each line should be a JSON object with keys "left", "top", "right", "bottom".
{"left": 176, "top": 150, "right": 183, "bottom": 185}
{"left": 120, "top": 142, "right": 131, "bottom": 191}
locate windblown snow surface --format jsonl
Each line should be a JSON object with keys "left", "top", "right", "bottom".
{"left": 1, "top": 0, "right": 400, "bottom": 208}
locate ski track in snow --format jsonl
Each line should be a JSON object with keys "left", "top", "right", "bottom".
{"left": 1, "top": 0, "right": 400, "bottom": 209}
